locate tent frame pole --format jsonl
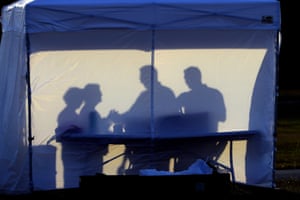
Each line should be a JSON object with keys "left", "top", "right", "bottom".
{"left": 150, "top": 28, "right": 155, "bottom": 137}
{"left": 272, "top": 30, "right": 281, "bottom": 189}
{"left": 25, "top": 32, "right": 34, "bottom": 193}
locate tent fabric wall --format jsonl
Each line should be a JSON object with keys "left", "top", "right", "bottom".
{"left": 0, "top": 0, "right": 281, "bottom": 194}
{"left": 0, "top": 3, "right": 31, "bottom": 194}
{"left": 28, "top": 28, "right": 277, "bottom": 189}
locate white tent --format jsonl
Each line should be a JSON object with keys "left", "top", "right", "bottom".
{"left": 0, "top": 0, "right": 281, "bottom": 194}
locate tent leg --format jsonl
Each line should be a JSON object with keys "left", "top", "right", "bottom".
{"left": 229, "top": 140, "right": 235, "bottom": 183}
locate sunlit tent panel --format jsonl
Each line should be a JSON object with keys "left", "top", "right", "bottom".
{"left": 0, "top": 0, "right": 281, "bottom": 194}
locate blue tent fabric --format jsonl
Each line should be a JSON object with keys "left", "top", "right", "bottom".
{"left": 25, "top": 0, "right": 280, "bottom": 33}
{"left": 0, "top": 0, "right": 281, "bottom": 194}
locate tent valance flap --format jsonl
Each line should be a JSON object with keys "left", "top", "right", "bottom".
{"left": 23, "top": 0, "right": 281, "bottom": 33}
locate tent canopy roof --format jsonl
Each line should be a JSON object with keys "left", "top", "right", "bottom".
{"left": 4, "top": 0, "right": 280, "bottom": 33}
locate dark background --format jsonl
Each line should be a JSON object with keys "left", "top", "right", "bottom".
{"left": 0, "top": 0, "right": 298, "bottom": 90}
{"left": 277, "top": 1, "right": 299, "bottom": 90}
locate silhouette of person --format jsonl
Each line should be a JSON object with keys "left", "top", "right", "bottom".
{"left": 112, "top": 65, "right": 178, "bottom": 134}
{"left": 112, "top": 65, "right": 178, "bottom": 174}
{"left": 55, "top": 84, "right": 110, "bottom": 188}
{"left": 78, "top": 84, "right": 111, "bottom": 134}
{"left": 77, "top": 83, "right": 110, "bottom": 175}
{"left": 55, "top": 87, "right": 84, "bottom": 188}
{"left": 177, "top": 66, "right": 226, "bottom": 131}
{"left": 174, "top": 66, "right": 227, "bottom": 171}
{"left": 55, "top": 87, "right": 83, "bottom": 138}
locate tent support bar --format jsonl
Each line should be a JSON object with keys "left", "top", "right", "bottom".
{"left": 272, "top": 30, "right": 281, "bottom": 189}
{"left": 149, "top": 28, "right": 156, "bottom": 166}
{"left": 150, "top": 28, "right": 155, "bottom": 136}
{"left": 229, "top": 140, "right": 235, "bottom": 182}
{"left": 26, "top": 32, "right": 34, "bottom": 193}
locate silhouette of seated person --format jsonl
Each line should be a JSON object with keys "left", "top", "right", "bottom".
{"left": 173, "top": 66, "right": 227, "bottom": 171}
{"left": 111, "top": 65, "right": 178, "bottom": 174}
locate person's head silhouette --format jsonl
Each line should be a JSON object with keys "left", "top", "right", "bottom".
{"left": 63, "top": 87, "right": 83, "bottom": 109}
{"left": 184, "top": 66, "right": 202, "bottom": 89}
{"left": 140, "top": 65, "right": 158, "bottom": 89}
{"left": 83, "top": 84, "right": 102, "bottom": 108}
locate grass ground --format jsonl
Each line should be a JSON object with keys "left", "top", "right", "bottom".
{"left": 275, "top": 89, "right": 300, "bottom": 193}
{"left": 276, "top": 89, "right": 300, "bottom": 170}
{"left": 276, "top": 118, "right": 300, "bottom": 169}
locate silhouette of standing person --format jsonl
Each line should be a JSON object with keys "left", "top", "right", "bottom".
{"left": 55, "top": 84, "right": 110, "bottom": 188}
{"left": 77, "top": 84, "right": 109, "bottom": 175}
{"left": 112, "top": 65, "right": 178, "bottom": 134}
{"left": 174, "top": 66, "right": 227, "bottom": 171}
{"left": 113, "top": 65, "right": 178, "bottom": 174}
{"left": 55, "top": 87, "right": 84, "bottom": 188}
{"left": 55, "top": 87, "right": 83, "bottom": 137}
{"left": 78, "top": 84, "right": 111, "bottom": 134}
